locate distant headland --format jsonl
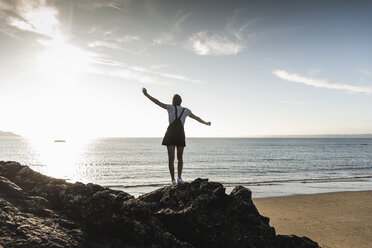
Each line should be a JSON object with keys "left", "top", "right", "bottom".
{"left": 0, "top": 130, "right": 19, "bottom": 137}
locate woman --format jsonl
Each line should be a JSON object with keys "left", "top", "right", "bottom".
{"left": 142, "top": 88, "right": 211, "bottom": 185}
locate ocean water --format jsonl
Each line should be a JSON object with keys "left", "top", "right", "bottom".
{"left": 1, "top": 137, "right": 372, "bottom": 198}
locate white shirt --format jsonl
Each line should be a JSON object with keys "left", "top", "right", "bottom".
{"left": 166, "top": 104, "right": 192, "bottom": 125}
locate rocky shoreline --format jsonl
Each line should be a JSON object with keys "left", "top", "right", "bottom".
{"left": 0, "top": 161, "right": 320, "bottom": 248}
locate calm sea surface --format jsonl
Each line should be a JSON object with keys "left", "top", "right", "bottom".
{"left": 1, "top": 137, "right": 372, "bottom": 198}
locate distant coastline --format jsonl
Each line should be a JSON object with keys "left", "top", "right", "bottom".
{"left": 0, "top": 130, "right": 19, "bottom": 137}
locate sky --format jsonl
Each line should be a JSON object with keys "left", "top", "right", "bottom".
{"left": 0, "top": 0, "right": 372, "bottom": 138}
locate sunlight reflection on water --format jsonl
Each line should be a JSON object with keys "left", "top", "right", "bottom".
{"left": 27, "top": 138, "right": 91, "bottom": 182}
{"left": 1, "top": 137, "right": 372, "bottom": 198}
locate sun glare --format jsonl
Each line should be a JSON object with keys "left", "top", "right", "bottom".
{"left": 25, "top": 7, "right": 58, "bottom": 36}
{"left": 37, "top": 42, "right": 89, "bottom": 81}
{"left": 29, "top": 39, "right": 93, "bottom": 140}
{"left": 27, "top": 138, "right": 91, "bottom": 182}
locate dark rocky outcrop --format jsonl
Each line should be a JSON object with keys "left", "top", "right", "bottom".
{"left": 0, "top": 161, "right": 320, "bottom": 248}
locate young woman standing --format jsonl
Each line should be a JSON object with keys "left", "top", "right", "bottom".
{"left": 142, "top": 88, "right": 211, "bottom": 185}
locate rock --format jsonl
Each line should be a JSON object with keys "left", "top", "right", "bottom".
{"left": 0, "top": 175, "right": 24, "bottom": 198}
{"left": 0, "top": 161, "right": 320, "bottom": 248}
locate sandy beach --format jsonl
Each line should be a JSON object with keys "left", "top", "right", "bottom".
{"left": 254, "top": 191, "right": 372, "bottom": 248}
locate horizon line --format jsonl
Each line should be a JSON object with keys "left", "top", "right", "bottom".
{"left": 2, "top": 130, "right": 372, "bottom": 139}
{"left": 29, "top": 134, "right": 372, "bottom": 139}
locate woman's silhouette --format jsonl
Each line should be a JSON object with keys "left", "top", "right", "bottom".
{"left": 142, "top": 88, "right": 211, "bottom": 185}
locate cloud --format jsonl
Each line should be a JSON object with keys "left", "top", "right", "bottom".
{"left": 0, "top": 0, "right": 11, "bottom": 10}
{"left": 89, "top": 57, "right": 206, "bottom": 85}
{"left": 129, "top": 66, "right": 205, "bottom": 84}
{"left": 107, "top": 3, "right": 128, "bottom": 12}
{"left": 150, "top": 64, "right": 172, "bottom": 70}
{"left": 7, "top": 16, "right": 34, "bottom": 32}
{"left": 116, "top": 35, "right": 140, "bottom": 42}
{"left": 88, "top": 40, "right": 122, "bottom": 50}
{"left": 274, "top": 70, "right": 372, "bottom": 95}
{"left": 87, "top": 27, "right": 140, "bottom": 43}
{"left": 7, "top": 0, "right": 59, "bottom": 38}
{"left": 188, "top": 31, "right": 244, "bottom": 56}
{"left": 153, "top": 33, "right": 174, "bottom": 45}
{"left": 88, "top": 32, "right": 144, "bottom": 55}
{"left": 173, "top": 12, "right": 191, "bottom": 31}
{"left": 87, "top": 1, "right": 129, "bottom": 12}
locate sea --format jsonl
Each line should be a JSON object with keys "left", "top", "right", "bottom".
{"left": 1, "top": 137, "right": 372, "bottom": 198}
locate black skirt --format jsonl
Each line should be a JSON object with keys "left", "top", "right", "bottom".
{"left": 162, "top": 118, "right": 186, "bottom": 147}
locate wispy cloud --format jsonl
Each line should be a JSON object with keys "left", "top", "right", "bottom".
{"left": 89, "top": 57, "right": 206, "bottom": 85}
{"left": 188, "top": 31, "right": 244, "bottom": 56}
{"left": 129, "top": 66, "right": 205, "bottom": 84}
{"left": 0, "top": 0, "right": 11, "bottom": 10}
{"left": 7, "top": 0, "right": 59, "bottom": 38}
{"left": 7, "top": 16, "right": 34, "bottom": 32}
{"left": 173, "top": 12, "right": 191, "bottom": 31}
{"left": 153, "top": 33, "right": 174, "bottom": 45}
{"left": 88, "top": 40, "right": 122, "bottom": 50}
{"left": 88, "top": 32, "right": 145, "bottom": 55}
{"left": 107, "top": 3, "right": 128, "bottom": 12}
{"left": 274, "top": 70, "right": 372, "bottom": 95}
{"left": 226, "top": 8, "right": 258, "bottom": 42}
{"left": 150, "top": 64, "right": 172, "bottom": 70}
{"left": 116, "top": 35, "right": 140, "bottom": 42}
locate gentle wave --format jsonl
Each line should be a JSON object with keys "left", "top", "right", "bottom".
{"left": 221, "top": 175, "right": 372, "bottom": 186}
{"left": 102, "top": 174, "right": 372, "bottom": 189}
{"left": 1, "top": 137, "right": 372, "bottom": 197}
{"left": 106, "top": 183, "right": 167, "bottom": 188}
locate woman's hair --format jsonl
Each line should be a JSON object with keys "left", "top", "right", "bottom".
{"left": 172, "top": 94, "right": 182, "bottom": 106}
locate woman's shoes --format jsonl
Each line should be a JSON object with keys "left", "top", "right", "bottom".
{"left": 171, "top": 178, "right": 185, "bottom": 186}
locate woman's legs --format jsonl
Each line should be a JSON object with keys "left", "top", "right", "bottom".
{"left": 176, "top": 146, "right": 184, "bottom": 179}
{"left": 167, "top": 145, "right": 184, "bottom": 183}
{"left": 167, "top": 145, "right": 175, "bottom": 181}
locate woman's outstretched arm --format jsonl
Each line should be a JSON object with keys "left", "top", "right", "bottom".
{"left": 189, "top": 113, "right": 211, "bottom": 126}
{"left": 142, "top": 88, "right": 167, "bottom": 109}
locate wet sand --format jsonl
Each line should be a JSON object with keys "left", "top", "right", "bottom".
{"left": 254, "top": 191, "right": 372, "bottom": 248}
